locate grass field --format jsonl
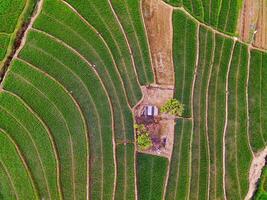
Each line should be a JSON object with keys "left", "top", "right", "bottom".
{"left": 137, "top": 153, "right": 168, "bottom": 200}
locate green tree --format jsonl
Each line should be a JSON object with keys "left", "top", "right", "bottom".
{"left": 160, "top": 98, "right": 184, "bottom": 116}
{"left": 134, "top": 124, "right": 152, "bottom": 150}
{"left": 137, "top": 133, "right": 152, "bottom": 150}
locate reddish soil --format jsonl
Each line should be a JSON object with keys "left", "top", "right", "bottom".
{"left": 238, "top": 0, "right": 267, "bottom": 49}
{"left": 142, "top": 0, "right": 174, "bottom": 86}
{"left": 253, "top": 0, "right": 267, "bottom": 49}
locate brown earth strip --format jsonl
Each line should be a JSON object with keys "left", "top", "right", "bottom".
{"left": 142, "top": 0, "right": 174, "bottom": 86}
{"left": 253, "top": 0, "right": 267, "bottom": 49}
{"left": 238, "top": 0, "right": 267, "bottom": 49}
{"left": 238, "top": 0, "right": 260, "bottom": 43}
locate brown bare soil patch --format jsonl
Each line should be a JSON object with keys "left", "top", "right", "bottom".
{"left": 238, "top": 0, "right": 260, "bottom": 43}
{"left": 142, "top": 0, "right": 174, "bottom": 86}
{"left": 136, "top": 85, "right": 174, "bottom": 109}
{"left": 253, "top": 0, "right": 267, "bottom": 49}
{"left": 134, "top": 85, "right": 174, "bottom": 158}
{"left": 238, "top": 0, "right": 267, "bottom": 49}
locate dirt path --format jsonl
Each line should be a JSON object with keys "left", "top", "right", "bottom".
{"left": 245, "top": 147, "right": 267, "bottom": 200}
{"left": 0, "top": 0, "right": 43, "bottom": 84}
{"left": 13, "top": 0, "right": 43, "bottom": 59}
{"left": 142, "top": 0, "right": 174, "bottom": 86}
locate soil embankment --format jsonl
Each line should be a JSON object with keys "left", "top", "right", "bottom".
{"left": 142, "top": 0, "right": 174, "bottom": 86}
{"left": 0, "top": 0, "right": 43, "bottom": 83}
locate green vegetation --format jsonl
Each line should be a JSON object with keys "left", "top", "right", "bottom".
{"left": 0, "top": 0, "right": 266, "bottom": 199}
{"left": 254, "top": 167, "right": 267, "bottom": 200}
{"left": 137, "top": 134, "right": 152, "bottom": 151}
{"left": 3, "top": 60, "right": 88, "bottom": 199}
{"left": 206, "top": 34, "right": 234, "bottom": 200}
{"left": 161, "top": 98, "right": 184, "bottom": 117}
{"left": 0, "top": 0, "right": 26, "bottom": 33}
{"left": 190, "top": 26, "right": 213, "bottom": 200}
{"left": 165, "top": 120, "right": 192, "bottom": 200}
{"left": 115, "top": 144, "right": 135, "bottom": 200}
{"left": 0, "top": 0, "right": 36, "bottom": 67}
{"left": 0, "top": 129, "right": 38, "bottom": 199}
{"left": 166, "top": 10, "right": 258, "bottom": 200}
{"left": 0, "top": 0, "right": 144, "bottom": 198}
{"left": 135, "top": 124, "right": 152, "bottom": 150}
{"left": 164, "top": 0, "right": 243, "bottom": 35}
{"left": 217, "top": 0, "right": 243, "bottom": 34}
{"left": 225, "top": 42, "right": 252, "bottom": 199}
{"left": 64, "top": 0, "right": 143, "bottom": 106}
{"left": 0, "top": 34, "right": 10, "bottom": 61}
{"left": 248, "top": 50, "right": 267, "bottom": 151}
{"left": 0, "top": 90, "right": 61, "bottom": 199}
{"left": 110, "top": 0, "right": 154, "bottom": 85}
{"left": 32, "top": 0, "right": 134, "bottom": 141}
{"left": 173, "top": 10, "right": 197, "bottom": 117}
{"left": 137, "top": 153, "right": 168, "bottom": 200}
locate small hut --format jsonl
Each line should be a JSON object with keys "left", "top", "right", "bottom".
{"left": 143, "top": 105, "right": 159, "bottom": 117}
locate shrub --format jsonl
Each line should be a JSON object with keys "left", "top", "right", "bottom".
{"left": 137, "top": 133, "right": 152, "bottom": 150}
{"left": 134, "top": 124, "right": 152, "bottom": 150}
{"left": 160, "top": 98, "right": 184, "bottom": 116}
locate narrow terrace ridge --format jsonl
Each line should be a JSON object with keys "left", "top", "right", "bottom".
{"left": 0, "top": 0, "right": 44, "bottom": 85}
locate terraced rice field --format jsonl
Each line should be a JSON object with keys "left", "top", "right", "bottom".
{"left": 165, "top": 8, "right": 267, "bottom": 200}
{"left": 0, "top": 0, "right": 267, "bottom": 199}
{"left": 0, "top": 0, "right": 154, "bottom": 199}
{"left": 137, "top": 153, "right": 168, "bottom": 200}
{"left": 164, "top": 0, "right": 243, "bottom": 35}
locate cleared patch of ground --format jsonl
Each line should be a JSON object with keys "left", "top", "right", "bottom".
{"left": 253, "top": 0, "right": 267, "bottom": 49}
{"left": 134, "top": 85, "right": 174, "bottom": 158}
{"left": 238, "top": 0, "right": 267, "bottom": 49}
{"left": 142, "top": 0, "right": 174, "bottom": 86}
{"left": 238, "top": 0, "right": 259, "bottom": 42}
